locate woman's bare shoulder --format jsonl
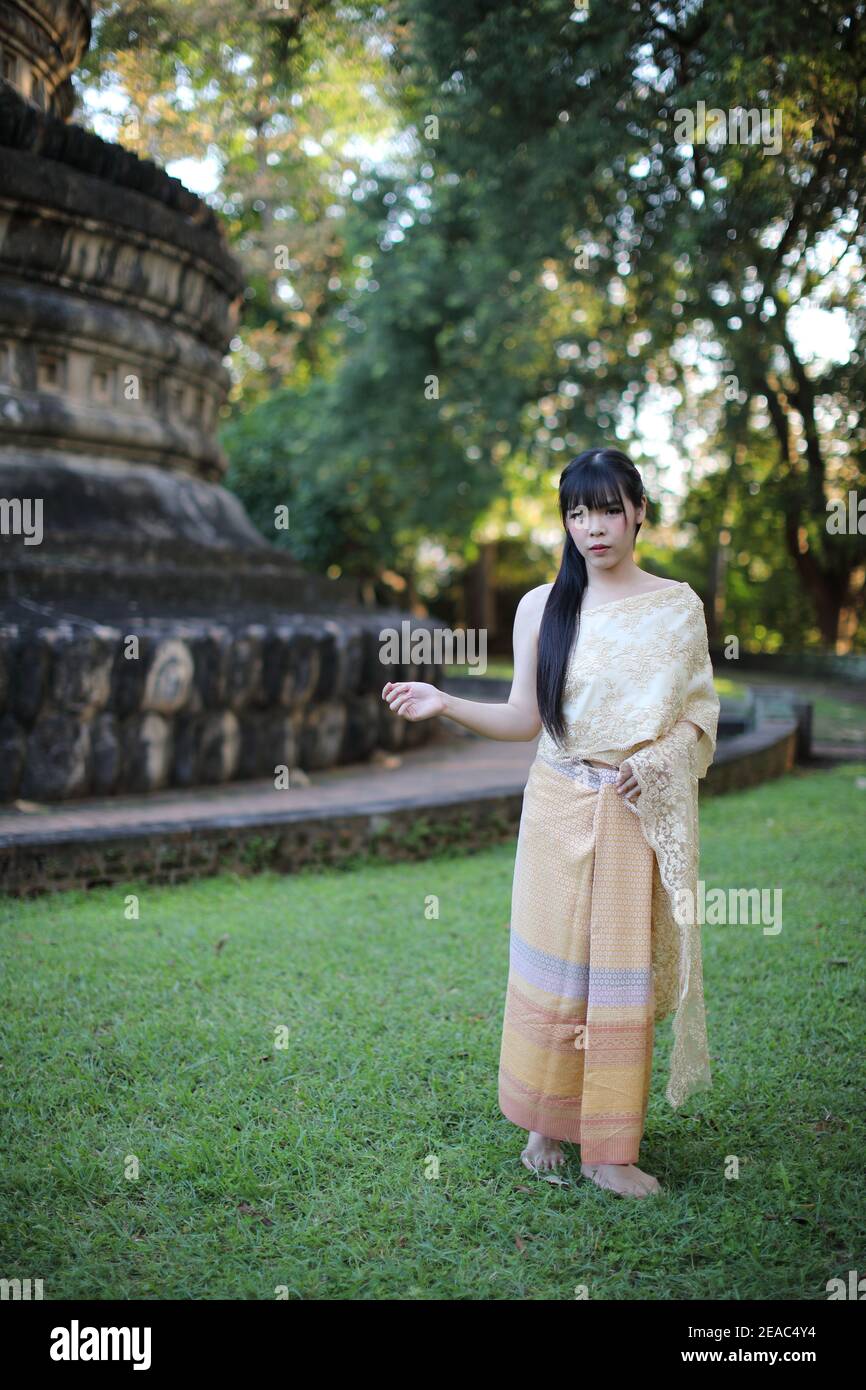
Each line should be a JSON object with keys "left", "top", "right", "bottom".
{"left": 514, "top": 583, "right": 553, "bottom": 638}
{"left": 517, "top": 581, "right": 554, "bottom": 610}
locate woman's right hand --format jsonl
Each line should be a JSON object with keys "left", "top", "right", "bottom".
{"left": 381, "top": 680, "right": 446, "bottom": 722}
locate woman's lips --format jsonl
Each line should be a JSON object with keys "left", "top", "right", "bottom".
{"left": 589, "top": 545, "right": 609, "bottom": 552}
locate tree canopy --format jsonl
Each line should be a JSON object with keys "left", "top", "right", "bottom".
{"left": 77, "top": 1, "right": 866, "bottom": 649}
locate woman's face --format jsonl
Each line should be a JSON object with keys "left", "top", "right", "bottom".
{"left": 565, "top": 490, "right": 645, "bottom": 570}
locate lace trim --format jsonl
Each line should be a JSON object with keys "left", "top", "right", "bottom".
{"left": 627, "top": 719, "right": 714, "bottom": 1109}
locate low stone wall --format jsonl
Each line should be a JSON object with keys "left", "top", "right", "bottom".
{"left": 0, "top": 611, "right": 439, "bottom": 801}
{"left": 0, "top": 790, "right": 525, "bottom": 898}
{"left": 0, "top": 713, "right": 807, "bottom": 899}
{"left": 702, "top": 718, "right": 798, "bottom": 794}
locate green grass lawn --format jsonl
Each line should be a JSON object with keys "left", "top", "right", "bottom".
{"left": 1, "top": 763, "right": 864, "bottom": 1300}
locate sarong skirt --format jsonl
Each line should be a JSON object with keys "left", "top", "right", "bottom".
{"left": 497, "top": 753, "right": 656, "bottom": 1163}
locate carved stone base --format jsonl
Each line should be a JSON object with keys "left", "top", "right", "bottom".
{"left": 0, "top": 605, "right": 438, "bottom": 801}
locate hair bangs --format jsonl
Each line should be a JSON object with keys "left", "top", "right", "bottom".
{"left": 560, "top": 456, "right": 628, "bottom": 522}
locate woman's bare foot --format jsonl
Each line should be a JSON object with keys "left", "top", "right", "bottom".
{"left": 580, "top": 1162, "right": 662, "bottom": 1197}
{"left": 521, "top": 1131, "right": 566, "bottom": 1174}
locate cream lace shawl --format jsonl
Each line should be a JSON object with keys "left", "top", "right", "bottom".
{"left": 536, "top": 582, "right": 721, "bottom": 1110}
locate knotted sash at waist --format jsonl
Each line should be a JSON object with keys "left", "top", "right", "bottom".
{"left": 534, "top": 749, "right": 640, "bottom": 813}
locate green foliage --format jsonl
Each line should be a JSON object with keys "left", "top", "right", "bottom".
{"left": 77, "top": 1, "right": 866, "bottom": 642}
{"left": 79, "top": 0, "right": 395, "bottom": 396}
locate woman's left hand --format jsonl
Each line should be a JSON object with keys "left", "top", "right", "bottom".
{"left": 615, "top": 758, "right": 640, "bottom": 803}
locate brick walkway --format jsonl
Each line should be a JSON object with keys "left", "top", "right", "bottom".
{"left": 1, "top": 724, "right": 861, "bottom": 850}
{"left": 0, "top": 729, "right": 537, "bottom": 845}
{"left": 2, "top": 716, "right": 860, "bottom": 896}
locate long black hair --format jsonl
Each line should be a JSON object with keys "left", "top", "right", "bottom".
{"left": 536, "top": 448, "right": 647, "bottom": 743}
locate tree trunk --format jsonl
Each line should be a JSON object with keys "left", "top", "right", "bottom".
{"left": 464, "top": 542, "right": 497, "bottom": 639}
{"left": 707, "top": 533, "right": 729, "bottom": 648}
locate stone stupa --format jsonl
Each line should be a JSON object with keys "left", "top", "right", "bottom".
{"left": 0, "top": 0, "right": 438, "bottom": 801}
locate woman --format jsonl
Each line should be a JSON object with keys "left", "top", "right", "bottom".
{"left": 382, "top": 447, "right": 720, "bottom": 1199}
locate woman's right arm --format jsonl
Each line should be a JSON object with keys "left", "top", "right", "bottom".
{"left": 381, "top": 587, "right": 546, "bottom": 743}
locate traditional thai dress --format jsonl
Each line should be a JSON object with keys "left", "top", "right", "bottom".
{"left": 497, "top": 582, "right": 720, "bottom": 1163}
